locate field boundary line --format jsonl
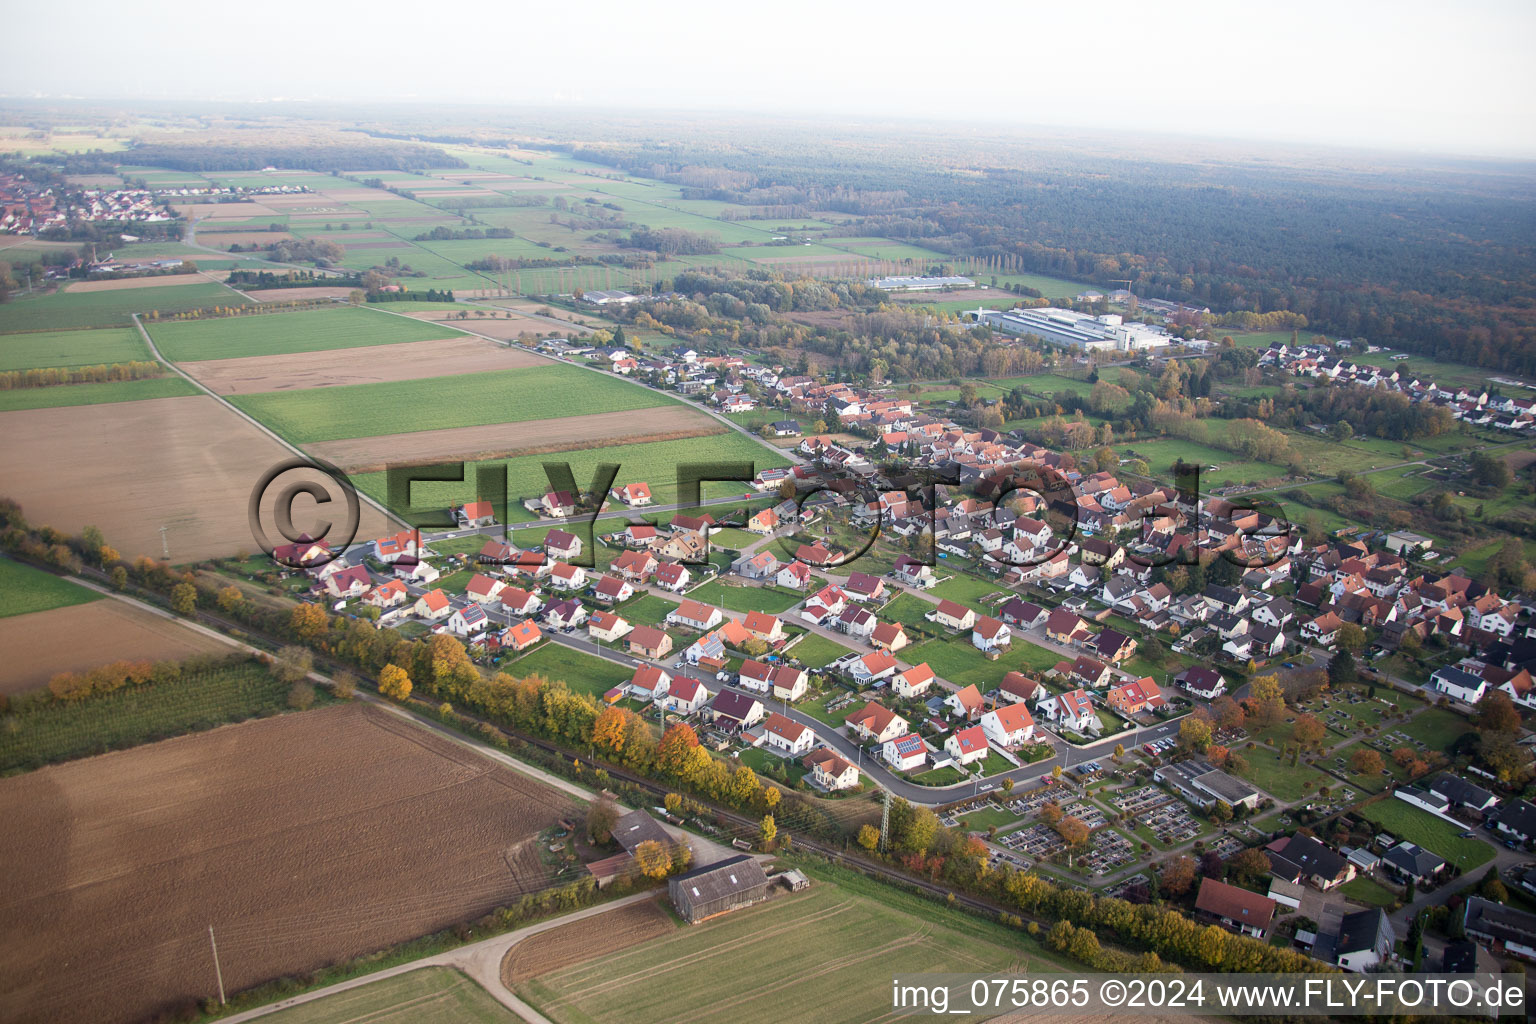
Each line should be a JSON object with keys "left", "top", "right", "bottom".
{"left": 355, "top": 301, "right": 802, "bottom": 467}
{"left": 130, "top": 312, "right": 407, "bottom": 529}
{"left": 213, "top": 893, "right": 660, "bottom": 1024}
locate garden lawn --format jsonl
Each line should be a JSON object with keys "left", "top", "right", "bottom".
{"left": 684, "top": 579, "right": 800, "bottom": 615}
{"left": 785, "top": 632, "right": 854, "bottom": 669}
{"left": 149, "top": 305, "right": 464, "bottom": 361}
{"left": 1340, "top": 876, "right": 1398, "bottom": 908}
{"left": 618, "top": 594, "right": 680, "bottom": 627}
{"left": 1231, "top": 745, "right": 1335, "bottom": 802}
{"left": 928, "top": 572, "right": 1009, "bottom": 608}
{"left": 0, "top": 558, "right": 103, "bottom": 619}
{"left": 0, "top": 327, "right": 151, "bottom": 371}
{"left": 904, "top": 636, "right": 1061, "bottom": 688}
{"left": 501, "top": 643, "right": 632, "bottom": 697}
{"left": 1398, "top": 708, "right": 1474, "bottom": 752}
{"left": 0, "top": 376, "right": 199, "bottom": 411}
{"left": 953, "top": 805, "right": 1022, "bottom": 832}
{"left": 1360, "top": 799, "right": 1494, "bottom": 872}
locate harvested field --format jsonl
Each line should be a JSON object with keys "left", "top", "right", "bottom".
{"left": 0, "top": 598, "right": 229, "bottom": 695}
{"left": 198, "top": 231, "right": 292, "bottom": 248}
{"left": 62, "top": 274, "right": 210, "bottom": 293}
{"left": 502, "top": 897, "right": 675, "bottom": 984}
{"left": 182, "top": 337, "right": 544, "bottom": 394}
{"left": 345, "top": 240, "right": 414, "bottom": 250}
{"left": 175, "top": 201, "right": 281, "bottom": 218}
{"left": 308, "top": 406, "right": 725, "bottom": 473}
{"left": 243, "top": 286, "right": 360, "bottom": 302}
{"left": 256, "top": 967, "right": 519, "bottom": 1024}
{"left": 0, "top": 394, "right": 393, "bottom": 563}
{"left": 0, "top": 702, "right": 579, "bottom": 1024}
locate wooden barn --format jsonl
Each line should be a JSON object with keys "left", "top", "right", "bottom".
{"left": 668, "top": 854, "right": 771, "bottom": 924}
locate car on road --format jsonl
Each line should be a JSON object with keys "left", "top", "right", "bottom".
{"left": 1460, "top": 831, "right": 1476, "bottom": 838}
{"left": 1282, "top": 662, "right": 1297, "bottom": 668}
{"left": 1508, "top": 840, "right": 1523, "bottom": 850}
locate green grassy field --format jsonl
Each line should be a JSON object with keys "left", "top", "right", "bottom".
{"left": 0, "top": 558, "right": 103, "bottom": 618}
{"left": 1340, "top": 875, "right": 1398, "bottom": 908}
{"left": 357, "top": 433, "right": 790, "bottom": 523}
{"left": 499, "top": 642, "right": 633, "bottom": 697}
{"left": 0, "top": 661, "right": 294, "bottom": 774}
{"left": 1232, "top": 745, "right": 1335, "bottom": 802}
{"left": 903, "top": 636, "right": 1060, "bottom": 688}
{"left": 928, "top": 572, "right": 1008, "bottom": 608}
{"left": 0, "top": 326, "right": 152, "bottom": 371}
{"left": 1116, "top": 438, "right": 1286, "bottom": 487}
{"left": 1360, "top": 798, "right": 1494, "bottom": 871}
{"left": 786, "top": 632, "right": 854, "bottom": 669}
{"left": 148, "top": 305, "right": 464, "bottom": 361}
{"left": 616, "top": 593, "right": 680, "bottom": 628}
{"left": 1397, "top": 708, "right": 1474, "bottom": 751}
{"left": 231, "top": 363, "right": 678, "bottom": 443}
{"left": 0, "top": 375, "right": 199, "bottom": 411}
{"left": 259, "top": 968, "right": 518, "bottom": 1024}
{"left": 517, "top": 861, "right": 1059, "bottom": 1024}
{"left": 0, "top": 282, "right": 245, "bottom": 332}
{"left": 684, "top": 579, "right": 800, "bottom": 615}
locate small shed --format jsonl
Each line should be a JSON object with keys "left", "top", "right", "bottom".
{"left": 668, "top": 854, "right": 771, "bottom": 924}
{"left": 777, "top": 869, "right": 810, "bottom": 892}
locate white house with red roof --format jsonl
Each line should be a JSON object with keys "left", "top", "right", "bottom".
{"left": 540, "top": 491, "right": 577, "bottom": 517}
{"left": 324, "top": 564, "right": 372, "bottom": 600}
{"left": 762, "top": 712, "right": 816, "bottom": 755}
{"left": 544, "top": 529, "right": 582, "bottom": 560}
{"left": 804, "top": 749, "right": 859, "bottom": 791}
{"left": 945, "top": 725, "right": 990, "bottom": 766}
{"left": 667, "top": 600, "right": 723, "bottom": 632}
{"left": 371, "top": 530, "right": 419, "bottom": 564}
{"left": 623, "top": 523, "right": 658, "bottom": 548}
{"left": 847, "top": 701, "right": 908, "bottom": 743}
{"left": 771, "top": 665, "right": 809, "bottom": 702}
{"left": 1037, "top": 688, "right": 1099, "bottom": 735}
{"left": 892, "top": 662, "right": 936, "bottom": 699}
{"left": 883, "top": 733, "right": 928, "bottom": 772}
{"left": 456, "top": 501, "right": 496, "bottom": 527}
{"left": 611, "top": 549, "right": 658, "bottom": 581}
{"left": 836, "top": 605, "right": 877, "bottom": 638}
{"left": 654, "top": 562, "right": 691, "bottom": 592}
{"left": 1107, "top": 677, "right": 1166, "bottom": 715}
{"left": 593, "top": 574, "right": 635, "bottom": 604}
{"left": 547, "top": 562, "right": 587, "bottom": 591}
{"left": 588, "top": 610, "right": 633, "bottom": 643}
{"left": 981, "top": 703, "right": 1036, "bottom": 747}
{"left": 363, "top": 578, "right": 409, "bottom": 609}
{"left": 656, "top": 675, "right": 710, "bottom": 714}
{"left": 629, "top": 664, "right": 671, "bottom": 699}
{"left": 930, "top": 599, "right": 976, "bottom": 631}
{"left": 776, "top": 561, "right": 812, "bottom": 590}
{"left": 844, "top": 572, "right": 885, "bottom": 603}
{"left": 447, "top": 603, "right": 490, "bottom": 637}
{"left": 464, "top": 573, "right": 506, "bottom": 605}
{"left": 893, "top": 555, "right": 936, "bottom": 589}
{"left": 611, "top": 482, "right": 653, "bottom": 506}
{"left": 849, "top": 649, "right": 898, "bottom": 685}
{"left": 414, "top": 589, "right": 452, "bottom": 621}
{"left": 543, "top": 599, "right": 587, "bottom": 631}
{"left": 498, "top": 586, "right": 543, "bottom": 617}
{"left": 972, "top": 615, "right": 1012, "bottom": 652}
{"left": 738, "top": 659, "right": 774, "bottom": 693}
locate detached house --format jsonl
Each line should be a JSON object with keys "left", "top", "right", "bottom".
{"left": 544, "top": 529, "right": 582, "bottom": 560}
{"left": 762, "top": 712, "right": 816, "bottom": 755}
{"left": 945, "top": 684, "right": 984, "bottom": 721}
{"left": 804, "top": 749, "right": 860, "bottom": 791}
{"left": 931, "top": 599, "right": 976, "bottom": 631}
{"left": 892, "top": 662, "right": 936, "bottom": 699}
{"left": 447, "top": 603, "right": 489, "bottom": 636}
{"left": 871, "top": 620, "right": 910, "bottom": 652}
{"left": 849, "top": 649, "right": 898, "bottom": 685}
{"left": 847, "top": 701, "right": 909, "bottom": 743}
{"left": 414, "top": 589, "right": 452, "bottom": 621}
{"left": 588, "top": 610, "right": 633, "bottom": 643}
{"left": 771, "top": 666, "right": 809, "bottom": 702}
{"left": 1107, "top": 677, "right": 1166, "bottom": 715}
{"left": 465, "top": 573, "right": 506, "bottom": 605}
{"left": 945, "top": 725, "right": 990, "bottom": 766}
{"left": 1036, "top": 688, "right": 1098, "bottom": 735}
{"left": 324, "top": 564, "right": 372, "bottom": 600}
{"left": 547, "top": 562, "right": 587, "bottom": 591}
{"left": 628, "top": 625, "right": 673, "bottom": 660}
{"left": 498, "top": 586, "right": 543, "bottom": 617}
{"left": 1044, "top": 608, "right": 1092, "bottom": 645}
{"left": 363, "top": 579, "right": 409, "bottom": 609}
{"left": 972, "top": 615, "right": 1012, "bottom": 652}
{"left": 593, "top": 574, "right": 635, "bottom": 604}
{"left": 654, "top": 562, "right": 692, "bottom": 592}
{"left": 883, "top": 733, "right": 928, "bottom": 771}
{"left": 668, "top": 600, "right": 723, "bottom": 632}
{"left": 981, "top": 702, "right": 1036, "bottom": 748}
{"left": 611, "top": 482, "right": 653, "bottom": 506}
{"left": 456, "top": 500, "right": 496, "bottom": 527}
{"left": 656, "top": 675, "right": 710, "bottom": 714}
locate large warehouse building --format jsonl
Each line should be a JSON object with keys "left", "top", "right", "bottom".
{"left": 668, "top": 854, "right": 772, "bottom": 924}
{"left": 973, "top": 307, "right": 1172, "bottom": 351}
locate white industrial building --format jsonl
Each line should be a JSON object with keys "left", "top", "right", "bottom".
{"left": 869, "top": 275, "right": 974, "bottom": 291}
{"left": 972, "top": 307, "right": 1172, "bottom": 351}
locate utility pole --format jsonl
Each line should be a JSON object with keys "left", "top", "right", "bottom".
{"left": 159, "top": 524, "right": 170, "bottom": 561}
{"left": 208, "top": 924, "right": 226, "bottom": 1006}
{"left": 879, "top": 789, "right": 891, "bottom": 852}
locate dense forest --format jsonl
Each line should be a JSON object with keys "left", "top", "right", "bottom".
{"left": 552, "top": 122, "right": 1536, "bottom": 374}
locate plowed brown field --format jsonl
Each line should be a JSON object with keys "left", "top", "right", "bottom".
{"left": 180, "top": 337, "right": 544, "bottom": 394}
{"left": 242, "top": 287, "right": 360, "bottom": 302}
{"left": 0, "top": 702, "right": 578, "bottom": 1024}
{"left": 62, "top": 274, "right": 209, "bottom": 293}
{"left": 0, "top": 394, "right": 393, "bottom": 562}
{"left": 0, "top": 599, "right": 229, "bottom": 695}
{"left": 502, "top": 897, "right": 674, "bottom": 984}
{"left": 307, "top": 407, "right": 726, "bottom": 473}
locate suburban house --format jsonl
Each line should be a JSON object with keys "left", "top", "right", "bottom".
{"left": 656, "top": 675, "right": 710, "bottom": 714}
{"left": 762, "top": 712, "right": 816, "bottom": 755}
{"left": 1106, "top": 677, "right": 1166, "bottom": 715}
{"left": 746, "top": 507, "right": 779, "bottom": 534}
{"left": 1462, "top": 896, "right": 1536, "bottom": 960}
{"left": 414, "top": 589, "right": 451, "bottom": 621}
{"left": 930, "top": 599, "right": 976, "bottom": 631}
{"left": 1195, "top": 878, "right": 1275, "bottom": 938}
{"left": 738, "top": 659, "right": 774, "bottom": 693}
{"left": 972, "top": 616, "right": 1012, "bottom": 652}
{"left": 654, "top": 562, "right": 692, "bottom": 592}
{"left": 612, "top": 549, "right": 658, "bottom": 581}
{"left": 945, "top": 725, "right": 990, "bottom": 766}
{"left": 593, "top": 574, "right": 635, "bottom": 604}
{"left": 1266, "top": 834, "right": 1356, "bottom": 891}
{"left": 540, "top": 491, "right": 577, "bottom": 517}
{"left": 1322, "top": 908, "right": 1395, "bottom": 972}
{"left": 837, "top": 605, "right": 877, "bottom": 638}
{"left": 849, "top": 649, "right": 899, "bottom": 685}
{"left": 1092, "top": 628, "right": 1137, "bottom": 664}
{"left": 668, "top": 600, "right": 723, "bottom": 632}
{"left": 544, "top": 529, "right": 582, "bottom": 560}
{"left": 893, "top": 555, "right": 936, "bottom": 589}
{"left": 710, "top": 690, "right": 765, "bottom": 731}
{"left": 776, "top": 561, "right": 813, "bottom": 590}
{"left": 846, "top": 701, "right": 909, "bottom": 743}
{"left": 1489, "top": 799, "right": 1536, "bottom": 844}
{"left": 372, "top": 529, "right": 418, "bottom": 564}
{"left": 630, "top": 665, "right": 671, "bottom": 700}
{"left": 843, "top": 572, "right": 885, "bottom": 603}
{"left": 981, "top": 702, "right": 1036, "bottom": 748}
{"left": 627, "top": 625, "right": 674, "bottom": 660}
{"left": 871, "top": 620, "right": 910, "bottom": 652}
{"left": 498, "top": 586, "right": 543, "bottom": 617}
{"left": 498, "top": 619, "right": 542, "bottom": 652}
{"left": 1381, "top": 842, "right": 1448, "bottom": 886}
{"left": 1430, "top": 666, "right": 1489, "bottom": 705}
{"left": 1428, "top": 773, "right": 1499, "bottom": 814}
{"left": 892, "top": 662, "right": 936, "bottom": 699}
{"left": 543, "top": 599, "right": 587, "bottom": 630}
{"left": 804, "top": 749, "right": 860, "bottom": 791}
{"left": 1175, "top": 665, "right": 1226, "bottom": 699}
{"left": 1044, "top": 608, "right": 1092, "bottom": 645}
{"left": 883, "top": 733, "right": 927, "bottom": 772}
{"left": 998, "top": 672, "right": 1043, "bottom": 704}
{"left": 999, "top": 597, "right": 1047, "bottom": 629}
{"left": 1035, "top": 688, "right": 1098, "bottom": 735}
{"left": 464, "top": 573, "right": 506, "bottom": 605}
{"left": 611, "top": 482, "right": 653, "bottom": 506}
{"left": 771, "top": 666, "right": 810, "bottom": 702}
{"left": 742, "top": 611, "right": 785, "bottom": 643}
{"left": 447, "top": 603, "right": 489, "bottom": 636}
{"left": 547, "top": 562, "right": 587, "bottom": 591}
{"left": 734, "top": 550, "right": 780, "bottom": 579}
{"left": 363, "top": 579, "right": 408, "bottom": 609}
{"left": 324, "top": 564, "right": 372, "bottom": 600}
{"left": 945, "top": 684, "right": 984, "bottom": 720}
{"left": 456, "top": 500, "right": 496, "bottom": 527}
{"left": 588, "top": 610, "right": 633, "bottom": 643}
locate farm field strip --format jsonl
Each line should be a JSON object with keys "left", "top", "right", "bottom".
{"left": 0, "top": 557, "right": 102, "bottom": 620}
{"left": 229, "top": 363, "right": 684, "bottom": 444}
{"left": 180, "top": 336, "right": 546, "bottom": 395}
{"left": 0, "top": 376, "right": 200, "bottom": 411}
{"left": 148, "top": 305, "right": 468, "bottom": 361}
{"left": 0, "top": 327, "right": 152, "bottom": 372}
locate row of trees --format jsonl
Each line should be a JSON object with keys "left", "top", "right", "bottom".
{"left": 0, "top": 360, "right": 163, "bottom": 391}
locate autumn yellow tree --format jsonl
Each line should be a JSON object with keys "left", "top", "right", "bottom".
{"left": 591, "top": 705, "right": 630, "bottom": 754}
{"left": 217, "top": 585, "right": 243, "bottom": 613}
{"left": 634, "top": 839, "right": 672, "bottom": 879}
{"left": 379, "top": 664, "right": 412, "bottom": 702}
{"left": 290, "top": 603, "right": 330, "bottom": 641}
{"left": 857, "top": 824, "right": 880, "bottom": 851}
{"left": 759, "top": 814, "right": 777, "bottom": 846}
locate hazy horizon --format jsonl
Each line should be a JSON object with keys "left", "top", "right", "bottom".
{"left": 4, "top": 0, "right": 1535, "bottom": 159}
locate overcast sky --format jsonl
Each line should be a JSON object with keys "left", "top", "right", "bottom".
{"left": 6, "top": 0, "right": 1535, "bottom": 158}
